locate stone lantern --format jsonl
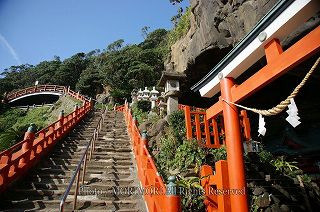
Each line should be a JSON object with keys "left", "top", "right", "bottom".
{"left": 142, "top": 87, "right": 150, "bottom": 100}
{"left": 131, "top": 89, "right": 138, "bottom": 104}
{"left": 137, "top": 88, "right": 143, "bottom": 101}
{"left": 158, "top": 71, "right": 186, "bottom": 116}
{"left": 150, "top": 87, "right": 159, "bottom": 109}
{"left": 243, "top": 140, "right": 261, "bottom": 153}
{"left": 158, "top": 95, "right": 167, "bottom": 116}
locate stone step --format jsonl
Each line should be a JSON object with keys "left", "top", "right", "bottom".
{"left": 29, "top": 170, "right": 133, "bottom": 180}
{"left": 5, "top": 186, "right": 139, "bottom": 201}
{"left": 2, "top": 199, "right": 138, "bottom": 211}
{"left": 40, "top": 158, "right": 133, "bottom": 167}
{"left": 47, "top": 154, "right": 133, "bottom": 161}
{"left": 35, "top": 164, "right": 134, "bottom": 172}
{"left": 16, "top": 178, "right": 136, "bottom": 190}
{"left": 49, "top": 151, "right": 133, "bottom": 159}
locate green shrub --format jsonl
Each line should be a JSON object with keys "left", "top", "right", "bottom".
{"left": 168, "top": 110, "right": 186, "bottom": 142}
{"left": 155, "top": 135, "right": 178, "bottom": 178}
{"left": 13, "top": 107, "right": 50, "bottom": 132}
{"left": 209, "top": 146, "right": 227, "bottom": 163}
{"left": 0, "top": 108, "right": 26, "bottom": 132}
{"left": 131, "top": 102, "right": 149, "bottom": 124}
{"left": 137, "top": 100, "right": 151, "bottom": 112}
{"left": 176, "top": 175, "right": 205, "bottom": 212}
{"left": 173, "top": 139, "right": 206, "bottom": 172}
{"left": 258, "top": 149, "right": 273, "bottom": 164}
{"left": 0, "top": 128, "right": 22, "bottom": 152}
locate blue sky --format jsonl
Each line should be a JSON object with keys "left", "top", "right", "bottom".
{"left": 0, "top": 0, "right": 189, "bottom": 71}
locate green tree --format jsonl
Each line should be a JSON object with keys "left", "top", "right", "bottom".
{"left": 106, "top": 39, "right": 125, "bottom": 52}
{"left": 141, "top": 26, "right": 150, "bottom": 39}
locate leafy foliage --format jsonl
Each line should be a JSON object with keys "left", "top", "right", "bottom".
{"left": 155, "top": 135, "right": 178, "bottom": 176}
{"left": 137, "top": 100, "right": 151, "bottom": 112}
{"left": 131, "top": 102, "right": 149, "bottom": 125}
{"left": 167, "top": 7, "right": 191, "bottom": 49}
{"left": 208, "top": 146, "right": 227, "bottom": 163}
{"left": 173, "top": 139, "right": 206, "bottom": 172}
{"left": 0, "top": 108, "right": 25, "bottom": 132}
{"left": 0, "top": 128, "right": 22, "bottom": 151}
{"left": 169, "top": 0, "right": 184, "bottom": 5}
{"left": 168, "top": 110, "right": 186, "bottom": 142}
{"left": 176, "top": 175, "right": 205, "bottom": 212}
{"left": 271, "top": 156, "right": 300, "bottom": 177}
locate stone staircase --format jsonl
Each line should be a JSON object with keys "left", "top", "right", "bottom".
{"left": 0, "top": 110, "right": 146, "bottom": 212}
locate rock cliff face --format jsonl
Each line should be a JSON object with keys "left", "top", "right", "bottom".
{"left": 166, "top": 0, "right": 319, "bottom": 107}
{"left": 167, "top": 0, "right": 277, "bottom": 75}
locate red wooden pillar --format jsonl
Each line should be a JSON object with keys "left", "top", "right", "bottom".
{"left": 220, "top": 77, "right": 248, "bottom": 212}
{"left": 184, "top": 106, "right": 192, "bottom": 139}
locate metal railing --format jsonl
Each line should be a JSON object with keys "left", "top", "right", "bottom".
{"left": 59, "top": 106, "right": 107, "bottom": 211}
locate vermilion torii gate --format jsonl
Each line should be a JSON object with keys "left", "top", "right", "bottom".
{"left": 191, "top": 0, "right": 320, "bottom": 211}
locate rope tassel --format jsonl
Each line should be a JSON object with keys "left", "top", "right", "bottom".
{"left": 286, "top": 98, "right": 301, "bottom": 127}
{"left": 258, "top": 114, "right": 266, "bottom": 136}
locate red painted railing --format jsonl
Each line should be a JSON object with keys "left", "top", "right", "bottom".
{"left": 6, "top": 85, "right": 66, "bottom": 101}
{"left": 200, "top": 162, "right": 231, "bottom": 212}
{"left": 0, "top": 88, "right": 92, "bottom": 191}
{"left": 182, "top": 105, "right": 251, "bottom": 148}
{"left": 121, "top": 103, "right": 181, "bottom": 212}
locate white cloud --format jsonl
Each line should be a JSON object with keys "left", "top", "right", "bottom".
{"left": 0, "top": 33, "right": 22, "bottom": 65}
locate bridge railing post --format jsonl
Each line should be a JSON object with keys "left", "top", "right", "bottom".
{"left": 56, "top": 110, "right": 64, "bottom": 137}
{"left": 73, "top": 104, "right": 79, "bottom": 122}
{"left": 19, "top": 124, "right": 36, "bottom": 167}
{"left": 166, "top": 176, "right": 181, "bottom": 212}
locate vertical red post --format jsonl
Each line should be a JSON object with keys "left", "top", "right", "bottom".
{"left": 212, "top": 119, "right": 219, "bottom": 146}
{"left": 220, "top": 77, "right": 248, "bottom": 212}
{"left": 184, "top": 106, "right": 192, "bottom": 139}
{"left": 194, "top": 114, "right": 201, "bottom": 141}
{"left": 203, "top": 114, "right": 211, "bottom": 146}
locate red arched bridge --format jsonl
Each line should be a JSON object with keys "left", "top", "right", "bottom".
{"left": 5, "top": 85, "right": 88, "bottom": 104}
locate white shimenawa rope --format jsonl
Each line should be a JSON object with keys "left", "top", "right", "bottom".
{"left": 222, "top": 56, "right": 320, "bottom": 116}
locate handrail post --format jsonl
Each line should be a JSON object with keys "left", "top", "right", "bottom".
{"left": 166, "top": 176, "right": 181, "bottom": 212}
{"left": 132, "top": 116, "right": 137, "bottom": 137}
{"left": 94, "top": 128, "right": 98, "bottom": 151}
{"left": 19, "top": 123, "right": 36, "bottom": 167}
{"left": 56, "top": 110, "right": 64, "bottom": 137}
{"left": 141, "top": 130, "right": 148, "bottom": 156}
{"left": 81, "top": 153, "right": 88, "bottom": 185}
{"left": 73, "top": 168, "right": 81, "bottom": 210}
